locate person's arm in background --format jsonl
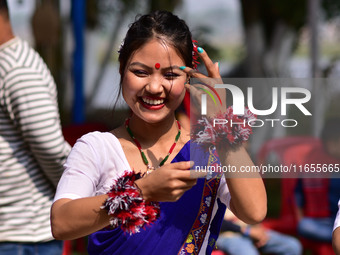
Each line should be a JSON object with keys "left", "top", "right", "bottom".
{"left": 220, "top": 219, "right": 243, "bottom": 233}
{"left": 333, "top": 227, "right": 340, "bottom": 255}
{"left": 4, "top": 64, "right": 71, "bottom": 187}
{"left": 333, "top": 199, "right": 340, "bottom": 254}
{"left": 220, "top": 218, "right": 269, "bottom": 248}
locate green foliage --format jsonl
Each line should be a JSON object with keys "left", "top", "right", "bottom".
{"left": 240, "top": 0, "right": 308, "bottom": 43}
{"left": 192, "top": 26, "right": 221, "bottom": 61}
{"left": 241, "top": 0, "right": 340, "bottom": 47}
{"left": 265, "top": 0, "right": 307, "bottom": 29}
{"left": 322, "top": 0, "right": 340, "bottom": 19}
{"left": 148, "top": 0, "right": 183, "bottom": 12}
{"left": 86, "top": 0, "right": 140, "bottom": 30}
{"left": 220, "top": 45, "right": 245, "bottom": 63}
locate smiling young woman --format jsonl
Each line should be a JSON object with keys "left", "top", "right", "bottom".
{"left": 50, "top": 10, "right": 266, "bottom": 255}
{"left": 121, "top": 38, "right": 187, "bottom": 125}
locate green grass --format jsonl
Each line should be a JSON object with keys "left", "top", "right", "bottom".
{"left": 294, "top": 42, "right": 340, "bottom": 59}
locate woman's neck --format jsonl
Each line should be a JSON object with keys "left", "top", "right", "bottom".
{"left": 128, "top": 114, "right": 178, "bottom": 147}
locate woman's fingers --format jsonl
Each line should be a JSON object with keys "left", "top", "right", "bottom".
{"left": 180, "top": 47, "right": 220, "bottom": 78}
{"left": 169, "top": 160, "right": 194, "bottom": 170}
{"left": 196, "top": 47, "right": 220, "bottom": 78}
{"left": 181, "top": 46, "right": 227, "bottom": 115}
{"left": 169, "top": 161, "right": 207, "bottom": 180}
{"left": 180, "top": 66, "right": 206, "bottom": 79}
{"left": 138, "top": 160, "right": 209, "bottom": 202}
{"left": 180, "top": 47, "right": 222, "bottom": 91}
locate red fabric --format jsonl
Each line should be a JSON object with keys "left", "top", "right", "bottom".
{"left": 300, "top": 147, "right": 339, "bottom": 217}
{"left": 300, "top": 238, "right": 335, "bottom": 255}
{"left": 301, "top": 178, "right": 330, "bottom": 217}
{"left": 257, "top": 136, "right": 321, "bottom": 234}
{"left": 257, "top": 137, "right": 334, "bottom": 254}
{"left": 183, "top": 91, "right": 190, "bottom": 116}
{"left": 62, "top": 240, "right": 71, "bottom": 255}
{"left": 211, "top": 250, "right": 227, "bottom": 255}
{"left": 62, "top": 122, "right": 108, "bottom": 146}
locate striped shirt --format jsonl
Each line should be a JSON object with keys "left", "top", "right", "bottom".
{"left": 0, "top": 37, "right": 71, "bottom": 242}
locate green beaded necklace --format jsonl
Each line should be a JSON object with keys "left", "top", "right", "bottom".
{"left": 125, "top": 118, "right": 181, "bottom": 173}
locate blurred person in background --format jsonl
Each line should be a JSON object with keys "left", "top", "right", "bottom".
{"left": 295, "top": 117, "right": 340, "bottom": 243}
{"left": 333, "top": 199, "right": 340, "bottom": 254}
{"left": 216, "top": 200, "right": 302, "bottom": 255}
{"left": 0, "top": 0, "right": 71, "bottom": 254}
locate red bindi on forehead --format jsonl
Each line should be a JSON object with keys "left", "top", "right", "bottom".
{"left": 155, "top": 63, "right": 160, "bottom": 69}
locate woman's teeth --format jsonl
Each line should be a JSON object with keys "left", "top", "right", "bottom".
{"left": 142, "top": 97, "right": 164, "bottom": 105}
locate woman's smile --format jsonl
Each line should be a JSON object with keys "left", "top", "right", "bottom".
{"left": 122, "top": 38, "right": 187, "bottom": 123}
{"left": 139, "top": 96, "right": 166, "bottom": 110}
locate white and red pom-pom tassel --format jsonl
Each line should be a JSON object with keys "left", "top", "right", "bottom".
{"left": 101, "top": 170, "right": 160, "bottom": 234}
{"left": 191, "top": 106, "right": 256, "bottom": 146}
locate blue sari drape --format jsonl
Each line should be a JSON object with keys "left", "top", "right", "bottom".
{"left": 88, "top": 142, "right": 226, "bottom": 255}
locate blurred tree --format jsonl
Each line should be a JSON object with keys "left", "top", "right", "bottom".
{"left": 228, "top": 0, "right": 340, "bottom": 78}
{"left": 227, "top": 0, "right": 340, "bottom": 147}
{"left": 148, "top": 0, "right": 182, "bottom": 12}
{"left": 86, "top": 0, "right": 139, "bottom": 109}
{"left": 228, "top": 0, "right": 307, "bottom": 77}
{"left": 322, "top": 0, "right": 340, "bottom": 20}
{"left": 31, "top": 0, "right": 65, "bottom": 119}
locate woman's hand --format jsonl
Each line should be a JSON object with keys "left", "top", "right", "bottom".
{"left": 50, "top": 161, "right": 205, "bottom": 240}
{"left": 245, "top": 225, "right": 270, "bottom": 248}
{"left": 135, "top": 161, "right": 206, "bottom": 202}
{"left": 180, "top": 47, "right": 227, "bottom": 119}
{"left": 181, "top": 47, "right": 267, "bottom": 224}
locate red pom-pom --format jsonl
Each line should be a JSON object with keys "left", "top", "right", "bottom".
{"left": 102, "top": 170, "right": 160, "bottom": 234}
{"left": 191, "top": 106, "right": 256, "bottom": 146}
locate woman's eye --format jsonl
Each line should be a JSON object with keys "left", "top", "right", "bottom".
{"left": 132, "top": 70, "right": 148, "bottom": 76}
{"left": 164, "top": 72, "right": 180, "bottom": 79}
